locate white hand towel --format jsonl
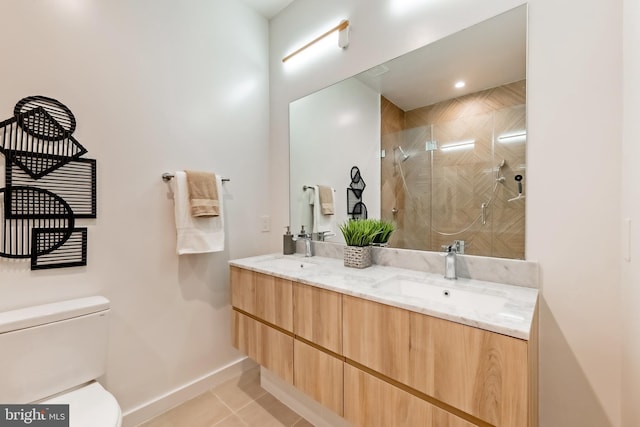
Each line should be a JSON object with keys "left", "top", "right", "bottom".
{"left": 299, "top": 187, "right": 314, "bottom": 233}
{"left": 311, "top": 185, "right": 335, "bottom": 234}
{"left": 171, "top": 171, "right": 224, "bottom": 254}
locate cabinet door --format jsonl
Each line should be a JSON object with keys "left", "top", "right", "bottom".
{"left": 254, "top": 272, "right": 293, "bottom": 331}
{"left": 232, "top": 310, "right": 293, "bottom": 384}
{"left": 344, "top": 364, "right": 475, "bottom": 427}
{"left": 294, "top": 340, "right": 343, "bottom": 416}
{"left": 409, "top": 311, "right": 529, "bottom": 426}
{"left": 343, "top": 295, "right": 411, "bottom": 383}
{"left": 293, "top": 283, "right": 342, "bottom": 354}
{"left": 230, "top": 267, "right": 293, "bottom": 332}
{"left": 343, "top": 296, "right": 531, "bottom": 426}
{"left": 230, "top": 266, "right": 256, "bottom": 313}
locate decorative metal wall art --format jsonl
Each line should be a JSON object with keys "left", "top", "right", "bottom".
{"left": 347, "top": 166, "right": 367, "bottom": 219}
{"left": 0, "top": 96, "right": 96, "bottom": 269}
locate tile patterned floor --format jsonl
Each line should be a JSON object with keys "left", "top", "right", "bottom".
{"left": 138, "top": 366, "right": 313, "bottom": 427}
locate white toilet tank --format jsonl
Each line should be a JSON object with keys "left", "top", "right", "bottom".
{"left": 0, "top": 296, "right": 110, "bottom": 403}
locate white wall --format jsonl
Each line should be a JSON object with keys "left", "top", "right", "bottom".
{"left": 0, "top": 0, "right": 270, "bottom": 421}
{"left": 270, "top": 0, "right": 623, "bottom": 425}
{"left": 527, "top": 0, "right": 621, "bottom": 425}
{"left": 289, "top": 77, "right": 380, "bottom": 241}
{"left": 622, "top": 0, "right": 640, "bottom": 424}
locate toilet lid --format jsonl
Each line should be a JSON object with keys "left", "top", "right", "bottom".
{"left": 42, "top": 382, "right": 122, "bottom": 427}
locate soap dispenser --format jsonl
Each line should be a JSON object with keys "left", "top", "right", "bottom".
{"left": 283, "top": 226, "right": 295, "bottom": 255}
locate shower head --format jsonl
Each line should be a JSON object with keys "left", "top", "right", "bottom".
{"left": 395, "top": 146, "right": 410, "bottom": 162}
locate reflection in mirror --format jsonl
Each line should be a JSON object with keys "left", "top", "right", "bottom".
{"left": 289, "top": 5, "right": 527, "bottom": 259}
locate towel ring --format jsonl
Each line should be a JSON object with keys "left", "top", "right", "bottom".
{"left": 162, "top": 172, "right": 230, "bottom": 183}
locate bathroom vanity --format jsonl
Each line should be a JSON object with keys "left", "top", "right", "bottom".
{"left": 229, "top": 254, "right": 538, "bottom": 427}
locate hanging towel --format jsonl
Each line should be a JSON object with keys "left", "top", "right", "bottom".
{"left": 300, "top": 187, "right": 314, "bottom": 233}
{"left": 318, "top": 185, "right": 335, "bottom": 215}
{"left": 171, "top": 171, "right": 225, "bottom": 254}
{"left": 185, "top": 170, "right": 219, "bottom": 217}
{"left": 311, "top": 185, "right": 335, "bottom": 234}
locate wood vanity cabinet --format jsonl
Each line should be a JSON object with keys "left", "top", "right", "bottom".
{"left": 230, "top": 267, "right": 293, "bottom": 331}
{"left": 292, "top": 283, "right": 344, "bottom": 415}
{"left": 294, "top": 339, "right": 344, "bottom": 416}
{"left": 343, "top": 295, "right": 538, "bottom": 427}
{"left": 293, "top": 282, "right": 342, "bottom": 354}
{"left": 230, "top": 266, "right": 538, "bottom": 427}
{"left": 232, "top": 310, "right": 294, "bottom": 384}
{"left": 230, "top": 267, "right": 294, "bottom": 383}
{"left": 231, "top": 268, "right": 345, "bottom": 415}
{"left": 344, "top": 364, "right": 475, "bottom": 427}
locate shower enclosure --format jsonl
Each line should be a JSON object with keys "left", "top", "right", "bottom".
{"left": 381, "top": 81, "right": 526, "bottom": 260}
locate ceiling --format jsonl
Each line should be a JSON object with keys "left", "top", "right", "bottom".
{"left": 355, "top": 6, "right": 526, "bottom": 111}
{"left": 242, "top": 0, "right": 295, "bottom": 19}
{"left": 242, "top": 2, "right": 525, "bottom": 111}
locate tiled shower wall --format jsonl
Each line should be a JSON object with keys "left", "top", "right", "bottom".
{"left": 381, "top": 80, "right": 526, "bottom": 259}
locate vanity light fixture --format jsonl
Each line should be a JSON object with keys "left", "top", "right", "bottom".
{"left": 282, "top": 19, "right": 350, "bottom": 63}
{"left": 440, "top": 139, "right": 476, "bottom": 152}
{"left": 497, "top": 131, "right": 527, "bottom": 143}
{"left": 454, "top": 81, "right": 466, "bottom": 89}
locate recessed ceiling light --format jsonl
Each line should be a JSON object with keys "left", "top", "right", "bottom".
{"left": 454, "top": 81, "right": 466, "bottom": 89}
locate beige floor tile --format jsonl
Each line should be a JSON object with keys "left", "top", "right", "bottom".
{"left": 212, "top": 367, "right": 267, "bottom": 411}
{"left": 236, "top": 394, "right": 302, "bottom": 427}
{"left": 138, "top": 413, "right": 175, "bottom": 427}
{"left": 163, "top": 391, "right": 232, "bottom": 427}
{"left": 137, "top": 368, "right": 312, "bottom": 427}
{"left": 212, "top": 414, "right": 248, "bottom": 427}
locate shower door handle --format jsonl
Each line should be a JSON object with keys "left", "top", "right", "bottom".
{"left": 481, "top": 202, "right": 488, "bottom": 225}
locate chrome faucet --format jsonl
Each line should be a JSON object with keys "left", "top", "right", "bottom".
{"left": 301, "top": 234, "right": 313, "bottom": 257}
{"left": 296, "top": 226, "right": 313, "bottom": 257}
{"left": 442, "top": 243, "right": 458, "bottom": 280}
{"left": 315, "top": 231, "right": 336, "bottom": 242}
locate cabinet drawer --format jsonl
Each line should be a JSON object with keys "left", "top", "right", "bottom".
{"left": 409, "top": 311, "right": 529, "bottom": 426}
{"left": 232, "top": 310, "right": 293, "bottom": 384}
{"left": 294, "top": 340, "right": 343, "bottom": 416}
{"left": 343, "top": 295, "right": 411, "bottom": 383}
{"left": 344, "top": 364, "right": 474, "bottom": 427}
{"left": 230, "top": 267, "right": 293, "bottom": 331}
{"left": 293, "top": 283, "right": 342, "bottom": 354}
{"left": 343, "top": 295, "right": 530, "bottom": 426}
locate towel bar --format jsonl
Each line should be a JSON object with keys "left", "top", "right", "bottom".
{"left": 303, "top": 185, "right": 335, "bottom": 191}
{"left": 162, "top": 172, "right": 230, "bottom": 183}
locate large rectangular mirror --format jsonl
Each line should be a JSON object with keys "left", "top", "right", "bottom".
{"left": 290, "top": 5, "right": 527, "bottom": 259}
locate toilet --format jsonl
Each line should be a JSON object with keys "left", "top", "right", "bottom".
{"left": 0, "top": 296, "right": 122, "bottom": 427}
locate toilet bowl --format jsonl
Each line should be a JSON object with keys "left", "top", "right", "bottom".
{"left": 0, "top": 296, "right": 123, "bottom": 427}
{"left": 42, "top": 382, "right": 122, "bottom": 427}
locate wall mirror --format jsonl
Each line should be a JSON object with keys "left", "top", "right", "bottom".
{"left": 289, "top": 5, "right": 527, "bottom": 259}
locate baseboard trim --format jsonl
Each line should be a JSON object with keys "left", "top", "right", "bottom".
{"left": 122, "top": 357, "right": 256, "bottom": 427}
{"left": 260, "top": 367, "right": 352, "bottom": 427}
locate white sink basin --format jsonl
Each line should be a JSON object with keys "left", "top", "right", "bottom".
{"left": 256, "top": 257, "right": 317, "bottom": 271}
{"left": 376, "top": 276, "right": 508, "bottom": 314}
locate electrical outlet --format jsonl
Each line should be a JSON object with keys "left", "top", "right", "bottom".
{"left": 260, "top": 215, "right": 270, "bottom": 232}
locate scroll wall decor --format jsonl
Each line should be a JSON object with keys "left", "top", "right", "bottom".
{"left": 0, "top": 96, "right": 96, "bottom": 270}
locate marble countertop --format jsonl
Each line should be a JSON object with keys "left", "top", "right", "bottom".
{"left": 229, "top": 253, "right": 538, "bottom": 340}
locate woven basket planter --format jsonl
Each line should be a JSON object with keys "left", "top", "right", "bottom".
{"left": 344, "top": 245, "right": 372, "bottom": 269}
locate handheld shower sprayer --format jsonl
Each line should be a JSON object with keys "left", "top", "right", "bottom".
{"left": 395, "top": 146, "right": 410, "bottom": 162}
{"left": 508, "top": 174, "right": 526, "bottom": 202}
{"left": 496, "top": 159, "right": 506, "bottom": 183}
